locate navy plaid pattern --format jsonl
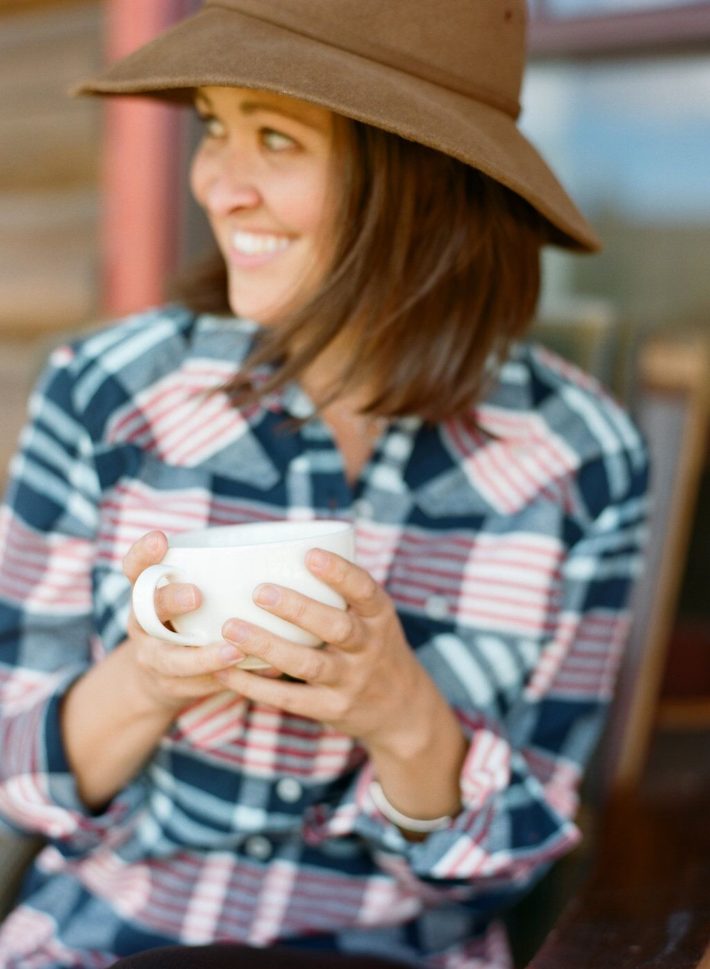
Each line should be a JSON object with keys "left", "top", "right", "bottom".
{"left": 0, "top": 308, "right": 649, "bottom": 968}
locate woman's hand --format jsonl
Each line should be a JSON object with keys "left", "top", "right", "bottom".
{"left": 215, "top": 549, "right": 449, "bottom": 758}
{"left": 215, "top": 548, "right": 467, "bottom": 822}
{"left": 121, "top": 530, "right": 247, "bottom": 715}
{"left": 61, "top": 531, "right": 257, "bottom": 811}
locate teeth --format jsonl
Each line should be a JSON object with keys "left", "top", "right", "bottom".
{"left": 232, "top": 231, "right": 291, "bottom": 256}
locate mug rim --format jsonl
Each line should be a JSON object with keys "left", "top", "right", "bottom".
{"left": 168, "top": 519, "right": 352, "bottom": 550}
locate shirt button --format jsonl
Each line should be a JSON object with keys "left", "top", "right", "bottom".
{"left": 354, "top": 498, "right": 374, "bottom": 519}
{"left": 425, "top": 595, "right": 450, "bottom": 620}
{"left": 276, "top": 778, "right": 303, "bottom": 803}
{"left": 243, "top": 835, "right": 273, "bottom": 861}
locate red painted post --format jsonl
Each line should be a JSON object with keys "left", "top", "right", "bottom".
{"left": 100, "top": 0, "right": 197, "bottom": 317}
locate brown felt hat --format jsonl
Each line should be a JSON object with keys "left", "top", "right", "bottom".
{"left": 75, "top": 0, "right": 600, "bottom": 252}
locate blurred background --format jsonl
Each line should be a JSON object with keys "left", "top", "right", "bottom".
{"left": 0, "top": 0, "right": 708, "bottom": 799}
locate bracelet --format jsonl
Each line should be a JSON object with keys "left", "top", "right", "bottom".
{"left": 368, "top": 781, "right": 453, "bottom": 834}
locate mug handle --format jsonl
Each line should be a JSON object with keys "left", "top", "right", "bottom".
{"left": 132, "top": 563, "right": 209, "bottom": 647}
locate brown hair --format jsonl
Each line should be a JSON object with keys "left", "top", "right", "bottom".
{"left": 175, "top": 117, "right": 551, "bottom": 423}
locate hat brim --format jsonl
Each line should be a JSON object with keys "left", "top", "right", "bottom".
{"left": 75, "top": 5, "right": 600, "bottom": 252}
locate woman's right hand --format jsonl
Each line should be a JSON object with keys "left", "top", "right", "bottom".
{"left": 121, "top": 530, "right": 246, "bottom": 715}
{"left": 61, "top": 529, "right": 251, "bottom": 810}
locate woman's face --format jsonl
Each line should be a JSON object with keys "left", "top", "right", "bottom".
{"left": 190, "top": 86, "right": 338, "bottom": 326}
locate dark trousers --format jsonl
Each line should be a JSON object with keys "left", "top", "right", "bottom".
{"left": 110, "top": 943, "right": 414, "bottom": 968}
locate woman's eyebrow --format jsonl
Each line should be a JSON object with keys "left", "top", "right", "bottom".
{"left": 239, "top": 99, "right": 329, "bottom": 133}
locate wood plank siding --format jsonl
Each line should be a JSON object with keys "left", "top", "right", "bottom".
{"left": 0, "top": 0, "right": 103, "bottom": 479}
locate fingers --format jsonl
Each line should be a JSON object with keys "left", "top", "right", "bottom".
{"left": 131, "top": 623, "right": 245, "bottom": 679}
{"left": 216, "top": 664, "right": 313, "bottom": 717}
{"left": 222, "top": 619, "right": 337, "bottom": 684}
{"left": 122, "top": 531, "right": 168, "bottom": 583}
{"left": 306, "top": 550, "right": 384, "bottom": 619}
{"left": 153, "top": 582, "right": 201, "bottom": 623}
{"left": 154, "top": 640, "right": 243, "bottom": 678}
{"left": 124, "top": 530, "right": 201, "bottom": 624}
{"left": 252, "top": 583, "right": 358, "bottom": 649}
{"left": 240, "top": 554, "right": 386, "bottom": 660}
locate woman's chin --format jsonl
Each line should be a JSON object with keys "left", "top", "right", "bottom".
{"left": 227, "top": 298, "right": 282, "bottom": 326}
{"left": 227, "top": 291, "right": 299, "bottom": 328}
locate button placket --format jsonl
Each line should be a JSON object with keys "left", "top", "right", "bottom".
{"left": 243, "top": 835, "right": 273, "bottom": 861}
{"left": 354, "top": 498, "right": 374, "bottom": 520}
{"left": 276, "top": 777, "right": 303, "bottom": 804}
{"left": 425, "top": 595, "right": 450, "bottom": 621}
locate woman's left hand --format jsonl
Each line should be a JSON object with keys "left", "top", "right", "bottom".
{"left": 216, "top": 548, "right": 435, "bottom": 753}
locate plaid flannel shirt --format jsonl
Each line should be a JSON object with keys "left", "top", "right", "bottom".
{"left": 0, "top": 308, "right": 649, "bottom": 968}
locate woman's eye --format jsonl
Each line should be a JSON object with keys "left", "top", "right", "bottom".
{"left": 196, "top": 113, "right": 226, "bottom": 139}
{"left": 261, "top": 128, "right": 298, "bottom": 152}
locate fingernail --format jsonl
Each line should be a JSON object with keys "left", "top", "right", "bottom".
{"left": 177, "top": 587, "right": 198, "bottom": 609}
{"left": 147, "top": 530, "right": 165, "bottom": 551}
{"left": 219, "top": 643, "right": 243, "bottom": 663}
{"left": 224, "top": 621, "right": 249, "bottom": 644}
{"left": 255, "top": 584, "right": 280, "bottom": 606}
{"left": 307, "top": 549, "right": 328, "bottom": 570}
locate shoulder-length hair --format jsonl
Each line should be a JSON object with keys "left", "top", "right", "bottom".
{"left": 175, "top": 115, "right": 553, "bottom": 423}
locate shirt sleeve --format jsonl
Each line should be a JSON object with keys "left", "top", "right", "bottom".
{"left": 0, "top": 347, "right": 146, "bottom": 849}
{"left": 303, "top": 440, "right": 650, "bottom": 913}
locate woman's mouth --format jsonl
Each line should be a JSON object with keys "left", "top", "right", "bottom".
{"left": 228, "top": 230, "right": 292, "bottom": 267}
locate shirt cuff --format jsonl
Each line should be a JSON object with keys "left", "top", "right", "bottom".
{"left": 0, "top": 670, "right": 146, "bottom": 850}
{"left": 304, "top": 715, "right": 511, "bottom": 853}
{"left": 303, "top": 712, "right": 579, "bottom": 886}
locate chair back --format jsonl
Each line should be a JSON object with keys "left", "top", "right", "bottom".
{"left": 592, "top": 331, "right": 710, "bottom": 799}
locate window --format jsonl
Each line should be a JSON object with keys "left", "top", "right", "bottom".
{"left": 522, "top": 55, "right": 710, "bottom": 334}
{"left": 529, "top": 1, "right": 710, "bottom": 55}
{"left": 539, "top": 0, "right": 709, "bottom": 15}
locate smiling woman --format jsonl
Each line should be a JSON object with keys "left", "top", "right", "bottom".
{"left": 181, "top": 90, "right": 551, "bottom": 425}
{"left": 0, "top": 3, "right": 650, "bottom": 969}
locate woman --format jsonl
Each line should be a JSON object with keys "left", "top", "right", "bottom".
{"left": 0, "top": 1, "right": 649, "bottom": 967}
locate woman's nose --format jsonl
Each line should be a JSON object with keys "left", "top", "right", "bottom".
{"left": 193, "top": 151, "right": 261, "bottom": 217}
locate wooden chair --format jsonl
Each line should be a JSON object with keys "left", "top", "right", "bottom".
{"left": 592, "top": 330, "right": 710, "bottom": 797}
{"left": 525, "top": 780, "right": 710, "bottom": 969}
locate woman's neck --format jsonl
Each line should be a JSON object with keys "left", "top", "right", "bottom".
{"left": 300, "top": 339, "right": 385, "bottom": 486}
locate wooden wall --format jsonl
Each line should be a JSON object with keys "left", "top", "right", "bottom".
{"left": 0, "top": 0, "right": 104, "bottom": 481}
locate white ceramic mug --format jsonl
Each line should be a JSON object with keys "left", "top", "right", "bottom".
{"left": 132, "top": 520, "right": 355, "bottom": 670}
